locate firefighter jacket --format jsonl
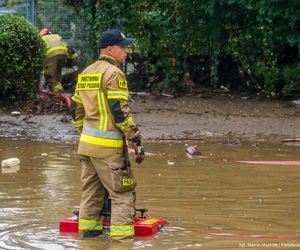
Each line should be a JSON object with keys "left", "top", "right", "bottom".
{"left": 70, "top": 55, "right": 140, "bottom": 158}
{"left": 42, "top": 34, "right": 68, "bottom": 58}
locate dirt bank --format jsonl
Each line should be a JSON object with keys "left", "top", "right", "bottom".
{"left": 0, "top": 94, "right": 299, "bottom": 143}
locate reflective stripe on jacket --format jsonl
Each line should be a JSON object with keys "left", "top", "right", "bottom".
{"left": 42, "top": 34, "right": 68, "bottom": 58}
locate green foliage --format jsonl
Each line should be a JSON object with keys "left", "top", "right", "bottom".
{"left": 0, "top": 14, "right": 46, "bottom": 104}
{"left": 61, "top": 0, "right": 299, "bottom": 97}
{"left": 223, "top": 0, "right": 299, "bottom": 97}
{"left": 226, "top": 25, "right": 279, "bottom": 97}
{"left": 282, "top": 63, "right": 300, "bottom": 98}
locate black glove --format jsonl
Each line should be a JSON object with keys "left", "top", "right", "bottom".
{"left": 134, "top": 141, "right": 145, "bottom": 164}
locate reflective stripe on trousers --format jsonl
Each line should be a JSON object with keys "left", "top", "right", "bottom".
{"left": 79, "top": 218, "right": 103, "bottom": 231}
{"left": 110, "top": 225, "right": 134, "bottom": 237}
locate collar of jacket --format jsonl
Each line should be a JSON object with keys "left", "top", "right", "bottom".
{"left": 98, "top": 55, "right": 120, "bottom": 67}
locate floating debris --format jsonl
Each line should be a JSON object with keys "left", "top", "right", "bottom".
{"left": 1, "top": 158, "right": 20, "bottom": 167}
{"left": 1, "top": 158, "right": 20, "bottom": 174}
{"left": 1, "top": 165, "right": 20, "bottom": 174}
{"left": 167, "top": 160, "right": 175, "bottom": 165}
{"left": 185, "top": 145, "right": 202, "bottom": 157}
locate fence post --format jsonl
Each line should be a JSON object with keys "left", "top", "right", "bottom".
{"left": 31, "top": 0, "right": 36, "bottom": 24}
{"left": 26, "top": 0, "right": 29, "bottom": 20}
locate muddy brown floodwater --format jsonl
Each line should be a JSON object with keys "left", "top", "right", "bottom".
{"left": 0, "top": 138, "right": 300, "bottom": 250}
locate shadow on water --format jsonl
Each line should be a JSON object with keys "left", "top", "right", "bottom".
{"left": 0, "top": 138, "right": 300, "bottom": 249}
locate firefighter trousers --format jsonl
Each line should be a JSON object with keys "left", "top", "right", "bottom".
{"left": 78, "top": 153, "right": 136, "bottom": 240}
{"left": 45, "top": 54, "right": 67, "bottom": 92}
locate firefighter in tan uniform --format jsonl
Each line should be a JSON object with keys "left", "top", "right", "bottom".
{"left": 39, "top": 28, "right": 78, "bottom": 92}
{"left": 69, "top": 29, "right": 145, "bottom": 240}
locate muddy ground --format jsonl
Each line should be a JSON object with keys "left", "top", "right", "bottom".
{"left": 0, "top": 93, "right": 299, "bottom": 144}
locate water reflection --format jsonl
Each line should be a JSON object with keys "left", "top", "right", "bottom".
{"left": 0, "top": 138, "right": 299, "bottom": 249}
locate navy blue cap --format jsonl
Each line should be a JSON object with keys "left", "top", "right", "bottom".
{"left": 99, "top": 29, "right": 135, "bottom": 49}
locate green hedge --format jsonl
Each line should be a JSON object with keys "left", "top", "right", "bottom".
{"left": 0, "top": 14, "right": 46, "bottom": 104}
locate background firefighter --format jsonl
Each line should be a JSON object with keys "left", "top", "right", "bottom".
{"left": 69, "top": 29, "right": 145, "bottom": 241}
{"left": 39, "top": 28, "right": 78, "bottom": 93}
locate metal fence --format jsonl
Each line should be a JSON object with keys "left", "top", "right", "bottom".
{"left": 0, "top": 0, "right": 79, "bottom": 42}
{"left": 0, "top": 0, "right": 36, "bottom": 24}
{"left": 1, "top": 0, "right": 94, "bottom": 66}
{"left": 36, "top": 0, "right": 78, "bottom": 41}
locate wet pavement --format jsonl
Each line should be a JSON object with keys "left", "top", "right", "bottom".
{"left": 0, "top": 138, "right": 300, "bottom": 249}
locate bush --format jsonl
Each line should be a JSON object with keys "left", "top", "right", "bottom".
{"left": 0, "top": 14, "right": 46, "bottom": 105}
{"left": 282, "top": 63, "right": 300, "bottom": 98}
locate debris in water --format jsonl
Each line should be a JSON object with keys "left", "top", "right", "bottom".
{"left": 1, "top": 165, "right": 20, "bottom": 174}
{"left": 1, "top": 158, "right": 20, "bottom": 174}
{"left": 167, "top": 160, "right": 175, "bottom": 165}
{"left": 1, "top": 158, "right": 20, "bottom": 167}
{"left": 185, "top": 145, "right": 202, "bottom": 158}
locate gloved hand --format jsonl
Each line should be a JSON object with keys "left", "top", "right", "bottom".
{"left": 134, "top": 142, "right": 145, "bottom": 164}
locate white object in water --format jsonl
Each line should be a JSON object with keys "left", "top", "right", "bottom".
{"left": 167, "top": 160, "right": 175, "bottom": 165}
{"left": 1, "top": 165, "right": 20, "bottom": 174}
{"left": 1, "top": 158, "right": 20, "bottom": 167}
